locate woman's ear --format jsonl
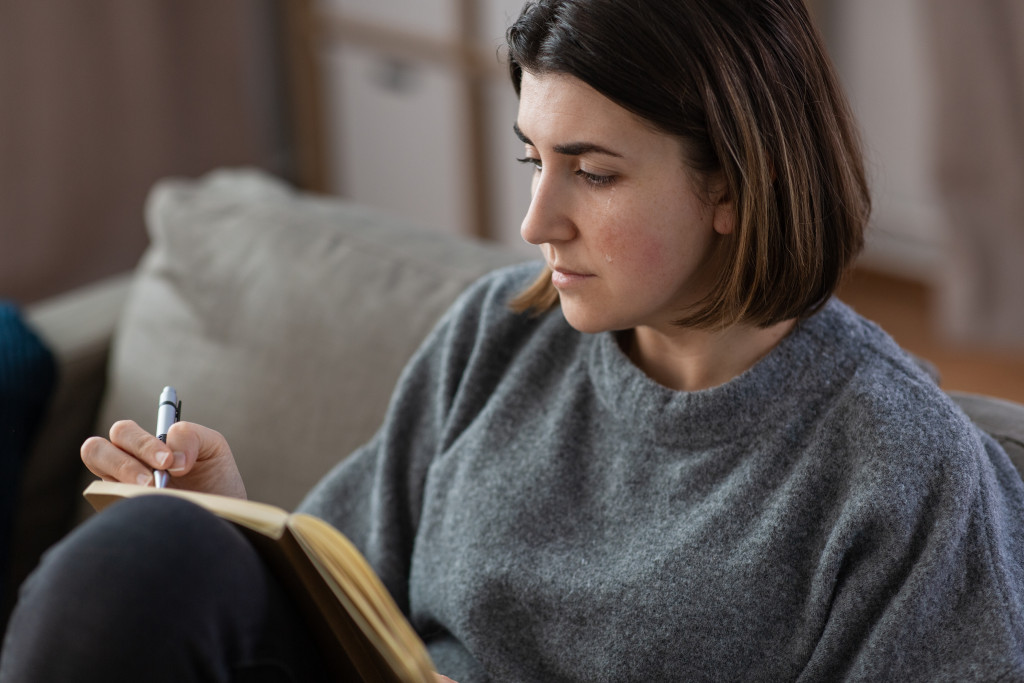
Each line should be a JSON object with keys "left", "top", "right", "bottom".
{"left": 709, "top": 177, "right": 736, "bottom": 235}
{"left": 712, "top": 197, "right": 736, "bottom": 236}
{"left": 704, "top": 171, "right": 737, "bottom": 235}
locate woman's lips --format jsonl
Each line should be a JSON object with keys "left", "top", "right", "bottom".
{"left": 550, "top": 266, "right": 595, "bottom": 289}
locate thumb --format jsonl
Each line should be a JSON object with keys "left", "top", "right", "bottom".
{"left": 164, "top": 421, "right": 231, "bottom": 474}
{"left": 163, "top": 421, "right": 246, "bottom": 498}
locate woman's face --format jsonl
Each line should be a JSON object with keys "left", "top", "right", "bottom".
{"left": 516, "top": 71, "right": 734, "bottom": 336}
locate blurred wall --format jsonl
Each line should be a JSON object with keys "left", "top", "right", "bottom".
{"left": 817, "top": 0, "right": 947, "bottom": 280}
{"left": 925, "top": 0, "right": 1024, "bottom": 347}
{"left": 0, "top": 0, "right": 290, "bottom": 306}
{"left": 316, "top": 0, "right": 535, "bottom": 252}
{"left": 819, "top": 0, "right": 1024, "bottom": 346}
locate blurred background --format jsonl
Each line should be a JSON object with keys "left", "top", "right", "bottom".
{"left": 1, "top": 0, "right": 1022, "bottom": 401}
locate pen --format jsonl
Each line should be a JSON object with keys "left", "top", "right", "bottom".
{"left": 154, "top": 386, "right": 180, "bottom": 488}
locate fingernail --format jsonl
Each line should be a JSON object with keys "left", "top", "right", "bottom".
{"left": 137, "top": 473, "right": 153, "bottom": 486}
{"left": 156, "top": 451, "right": 172, "bottom": 468}
{"left": 169, "top": 452, "right": 187, "bottom": 472}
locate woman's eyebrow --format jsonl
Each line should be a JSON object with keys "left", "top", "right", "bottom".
{"left": 513, "top": 122, "right": 624, "bottom": 158}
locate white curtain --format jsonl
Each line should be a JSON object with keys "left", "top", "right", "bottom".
{"left": 923, "top": 0, "right": 1024, "bottom": 347}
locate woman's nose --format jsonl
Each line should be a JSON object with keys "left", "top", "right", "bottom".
{"left": 520, "top": 173, "right": 577, "bottom": 245}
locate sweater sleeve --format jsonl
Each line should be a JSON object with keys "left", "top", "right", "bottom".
{"left": 802, "top": 419, "right": 1024, "bottom": 681}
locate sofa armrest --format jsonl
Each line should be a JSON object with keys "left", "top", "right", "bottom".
{"left": 949, "top": 391, "right": 1024, "bottom": 478}
{"left": 5, "top": 274, "right": 133, "bottom": 606}
{"left": 26, "top": 273, "right": 133, "bottom": 367}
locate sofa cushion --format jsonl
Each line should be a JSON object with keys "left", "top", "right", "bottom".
{"left": 98, "top": 169, "right": 527, "bottom": 509}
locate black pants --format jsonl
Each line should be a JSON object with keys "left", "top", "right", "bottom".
{"left": 0, "top": 495, "right": 333, "bottom": 682}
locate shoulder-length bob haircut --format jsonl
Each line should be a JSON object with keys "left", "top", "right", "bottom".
{"left": 506, "top": 0, "right": 870, "bottom": 328}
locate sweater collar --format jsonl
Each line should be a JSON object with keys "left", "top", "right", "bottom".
{"left": 586, "top": 299, "right": 862, "bottom": 448}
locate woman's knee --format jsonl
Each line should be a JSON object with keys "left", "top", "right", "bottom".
{"left": 1, "top": 495, "right": 271, "bottom": 681}
{"left": 17, "top": 497, "right": 245, "bottom": 626}
{"left": 38, "top": 495, "right": 241, "bottom": 601}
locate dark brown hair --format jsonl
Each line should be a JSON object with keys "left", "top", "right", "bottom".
{"left": 506, "top": 0, "right": 870, "bottom": 328}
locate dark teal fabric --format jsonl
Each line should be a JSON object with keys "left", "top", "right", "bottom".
{"left": 0, "top": 303, "right": 56, "bottom": 617}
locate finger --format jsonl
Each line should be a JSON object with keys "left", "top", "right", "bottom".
{"left": 163, "top": 422, "right": 231, "bottom": 475}
{"left": 108, "top": 420, "right": 174, "bottom": 470}
{"left": 81, "top": 435, "right": 157, "bottom": 487}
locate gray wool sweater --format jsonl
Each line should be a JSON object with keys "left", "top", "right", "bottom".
{"left": 300, "top": 262, "right": 1024, "bottom": 682}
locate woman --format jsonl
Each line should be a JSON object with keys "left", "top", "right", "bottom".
{"left": 4, "top": 0, "right": 1023, "bottom": 680}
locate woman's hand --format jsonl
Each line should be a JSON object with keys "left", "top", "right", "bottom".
{"left": 81, "top": 420, "right": 247, "bottom": 499}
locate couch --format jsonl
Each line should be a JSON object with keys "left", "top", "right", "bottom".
{"left": 5, "top": 169, "right": 526, "bottom": 618}
{"left": 8, "top": 169, "right": 1024, "bottom": 624}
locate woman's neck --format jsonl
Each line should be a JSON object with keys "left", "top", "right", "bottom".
{"left": 621, "top": 318, "right": 797, "bottom": 392}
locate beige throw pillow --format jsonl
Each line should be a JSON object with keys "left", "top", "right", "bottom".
{"left": 98, "top": 169, "right": 525, "bottom": 509}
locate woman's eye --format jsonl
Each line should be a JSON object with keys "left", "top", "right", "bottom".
{"left": 576, "top": 169, "right": 615, "bottom": 187}
{"left": 516, "top": 156, "right": 542, "bottom": 171}
{"left": 516, "top": 156, "right": 615, "bottom": 188}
